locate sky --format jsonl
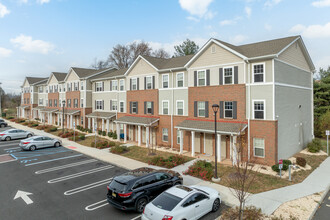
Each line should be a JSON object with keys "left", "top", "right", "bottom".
{"left": 0, "top": 0, "right": 330, "bottom": 94}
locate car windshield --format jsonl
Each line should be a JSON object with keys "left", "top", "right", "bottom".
{"left": 109, "top": 180, "right": 127, "bottom": 192}
{"left": 152, "top": 192, "right": 182, "bottom": 211}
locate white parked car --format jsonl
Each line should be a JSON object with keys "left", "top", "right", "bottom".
{"left": 142, "top": 185, "right": 221, "bottom": 220}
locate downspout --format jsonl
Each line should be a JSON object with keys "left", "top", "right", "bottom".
{"left": 246, "top": 60, "right": 251, "bottom": 161}
{"left": 170, "top": 69, "right": 174, "bottom": 150}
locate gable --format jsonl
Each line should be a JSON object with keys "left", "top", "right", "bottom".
{"left": 278, "top": 41, "right": 311, "bottom": 72}
{"left": 127, "top": 58, "right": 157, "bottom": 76}
{"left": 22, "top": 79, "right": 30, "bottom": 87}
{"left": 66, "top": 69, "right": 80, "bottom": 82}
{"left": 189, "top": 42, "right": 243, "bottom": 68}
{"left": 48, "top": 74, "right": 58, "bottom": 85}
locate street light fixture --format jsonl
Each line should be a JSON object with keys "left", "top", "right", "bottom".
{"left": 62, "top": 100, "right": 66, "bottom": 133}
{"left": 212, "top": 104, "right": 221, "bottom": 183}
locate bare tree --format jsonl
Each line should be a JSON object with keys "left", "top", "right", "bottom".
{"left": 130, "top": 41, "right": 152, "bottom": 61}
{"left": 108, "top": 44, "right": 131, "bottom": 69}
{"left": 152, "top": 48, "right": 170, "bottom": 59}
{"left": 226, "top": 131, "right": 258, "bottom": 220}
{"left": 90, "top": 58, "right": 109, "bottom": 70}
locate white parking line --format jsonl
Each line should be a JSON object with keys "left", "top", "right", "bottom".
{"left": 35, "top": 159, "right": 98, "bottom": 174}
{"left": 25, "top": 154, "right": 83, "bottom": 166}
{"left": 64, "top": 178, "right": 113, "bottom": 195}
{"left": 131, "top": 215, "right": 141, "bottom": 220}
{"left": 4, "top": 147, "right": 21, "bottom": 150}
{"left": 48, "top": 165, "right": 114, "bottom": 184}
{"left": 0, "top": 143, "right": 20, "bottom": 147}
{"left": 85, "top": 199, "right": 109, "bottom": 211}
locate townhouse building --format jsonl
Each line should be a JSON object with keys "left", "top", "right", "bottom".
{"left": 19, "top": 35, "right": 314, "bottom": 165}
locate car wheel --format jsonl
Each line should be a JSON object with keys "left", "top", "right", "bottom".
{"left": 27, "top": 134, "right": 32, "bottom": 138}
{"left": 212, "top": 198, "right": 220, "bottom": 212}
{"left": 54, "top": 142, "right": 60, "bottom": 147}
{"left": 5, "top": 136, "right": 11, "bottom": 141}
{"left": 135, "top": 197, "right": 147, "bottom": 213}
{"left": 29, "top": 145, "right": 36, "bottom": 151}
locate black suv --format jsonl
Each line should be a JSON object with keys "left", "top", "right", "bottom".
{"left": 0, "top": 119, "right": 7, "bottom": 128}
{"left": 107, "top": 167, "right": 183, "bottom": 213}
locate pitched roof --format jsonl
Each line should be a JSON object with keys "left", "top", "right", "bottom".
{"left": 89, "top": 68, "right": 127, "bottom": 81}
{"left": 86, "top": 111, "right": 116, "bottom": 119}
{"left": 115, "top": 116, "right": 159, "bottom": 126}
{"left": 71, "top": 67, "right": 104, "bottom": 78}
{"left": 52, "top": 72, "right": 67, "bottom": 82}
{"left": 26, "top": 77, "right": 48, "bottom": 85}
{"left": 141, "top": 54, "right": 194, "bottom": 70}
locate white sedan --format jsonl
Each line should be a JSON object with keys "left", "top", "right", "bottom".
{"left": 142, "top": 185, "right": 221, "bottom": 220}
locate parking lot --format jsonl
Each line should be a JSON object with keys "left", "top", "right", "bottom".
{"left": 0, "top": 125, "right": 227, "bottom": 220}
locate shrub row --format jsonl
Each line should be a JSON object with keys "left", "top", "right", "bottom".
{"left": 271, "top": 159, "right": 292, "bottom": 172}
{"left": 183, "top": 160, "right": 213, "bottom": 181}
{"left": 307, "top": 139, "right": 322, "bottom": 153}
{"left": 110, "top": 145, "right": 129, "bottom": 154}
{"left": 148, "top": 155, "right": 187, "bottom": 169}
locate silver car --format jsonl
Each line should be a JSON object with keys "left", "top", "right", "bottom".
{"left": 19, "top": 136, "right": 62, "bottom": 151}
{"left": 0, "top": 129, "right": 34, "bottom": 141}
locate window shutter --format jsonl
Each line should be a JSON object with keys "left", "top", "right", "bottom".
{"left": 95, "top": 100, "right": 96, "bottom": 110}
{"left": 144, "top": 77, "right": 146, "bottom": 90}
{"left": 194, "top": 71, "right": 197, "bottom": 87}
{"left": 151, "top": 102, "right": 154, "bottom": 115}
{"left": 194, "top": 101, "right": 197, "bottom": 117}
{"left": 152, "top": 76, "right": 155, "bottom": 89}
{"left": 233, "top": 101, "right": 237, "bottom": 119}
{"left": 234, "top": 66, "right": 238, "bottom": 84}
{"left": 95, "top": 83, "right": 96, "bottom": 92}
{"left": 219, "top": 101, "right": 224, "bottom": 118}
{"left": 137, "top": 78, "right": 140, "bottom": 90}
{"left": 219, "top": 68, "right": 223, "bottom": 85}
{"left": 102, "top": 82, "right": 104, "bottom": 91}
{"left": 102, "top": 100, "right": 104, "bottom": 110}
{"left": 130, "top": 79, "right": 132, "bottom": 90}
{"left": 205, "top": 101, "right": 209, "bottom": 118}
{"left": 136, "top": 102, "right": 138, "bottom": 114}
{"left": 206, "top": 70, "right": 210, "bottom": 86}
{"left": 110, "top": 100, "right": 112, "bottom": 111}
{"left": 129, "top": 102, "right": 132, "bottom": 113}
{"left": 144, "top": 102, "right": 146, "bottom": 114}
{"left": 77, "top": 82, "right": 79, "bottom": 91}
{"left": 110, "top": 81, "right": 112, "bottom": 91}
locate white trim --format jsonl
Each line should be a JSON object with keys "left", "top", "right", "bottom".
{"left": 253, "top": 137, "right": 265, "bottom": 158}
{"left": 111, "top": 80, "right": 118, "bottom": 91}
{"left": 197, "top": 101, "right": 206, "bottom": 117}
{"left": 162, "top": 100, "right": 169, "bottom": 115}
{"left": 197, "top": 69, "right": 206, "bottom": 87}
{"left": 224, "top": 101, "right": 233, "bottom": 119}
{"left": 277, "top": 37, "right": 300, "bottom": 57}
{"left": 174, "top": 126, "right": 245, "bottom": 135}
{"left": 131, "top": 77, "right": 138, "bottom": 91}
{"left": 275, "top": 82, "right": 312, "bottom": 90}
{"left": 162, "top": 128, "right": 169, "bottom": 142}
{"left": 176, "top": 100, "right": 184, "bottom": 116}
{"left": 119, "top": 101, "right": 125, "bottom": 113}
{"left": 145, "top": 76, "right": 153, "bottom": 90}
{"left": 272, "top": 59, "right": 275, "bottom": 120}
{"left": 95, "top": 99, "right": 104, "bottom": 110}
{"left": 176, "top": 72, "right": 184, "bottom": 88}
{"left": 252, "top": 99, "right": 266, "bottom": 120}
{"left": 274, "top": 58, "right": 311, "bottom": 73}
{"left": 248, "top": 54, "right": 277, "bottom": 60}
{"left": 189, "top": 62, "right": 245, "bottom": 70}
{"left": 85, "top": 67, "right": 117, "bottom": 80}
{"left": 124, "top": 56, "right": 158, "bottom": 76}
{"left": 246, "top": 82, "right": 273, "bottom": 86}
{"left": 162, "top": 74, "right": 169, "bottom": 89}
{"left": 159, "top": 87, "right": 188, "bottom": 91}
{"left": 92, "top": 91, "right": 126, "bottom": 94}
{"left": 119, "top": 79, "right": 125, "bottom": 91}
{"left": 252, "top": 62, "right": 266, "bottom": 83}
{"left": 223, "top": 66, "right": 234, "bottom": 85}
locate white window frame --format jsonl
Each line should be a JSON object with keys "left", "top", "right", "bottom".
{"left": 177, "top": 130, "right": 181, "bottom": 144}
{"left": 111, "top": 99, "right": 118, "bottom": 111}
{"left": 224, "top": 101, "right": 233, "bottom": 119}
{"left": 162, "top": 100, "right": 169, "bottom": 115}
{"left": 253, "top": 99, "right": 266, "bottom": 120}
{"left": 80, "top": 81, "right": 84, "bottom": 90}
{"left": 162, "top": 128, "right": 168, "bottom": 142}
{"left": 197, "top": 70, "right": 206, "bottom": 86}
{"left": 176, "top": 100, "right": 184, "bottom": 116}
{"left": 253, "top": 138, "right": 265, "bottom": 158}
{"left": 252, "top": 63, "right": 265, "bottom": 83}
{"left": 132, "top": 102, "right": 137, "bottom": 114}
{"left": 96, "top": 82, "right": 103, "bottom": 92}
{"left": 211, "top": 45, "right": 216, "bottom": 54}
{"left": 54, "top": 99, "right": 57, "bottom": 107}
{"left": 146, "top": 76, "right": 152, "bottom": 90}
{"left": 176, "top": 72, "right": 184, "bottom": 88}
{"left": 74, "top": 98, "right": 78, "bottom": 108}
{"left": 112, "top": 80, "right": 118, "bottom": 91}
{"left": 223, "top": 66, "right": 234, "bottom": 85}
{"left": 81, "top": 98, "right": 84, "bottom": 108}
{"left": 59, "top": 99, "right": 62, "bottom": 107}
{"left": 96, "top": 100, "right": 103, "bottom": 110}
{"left": 197, "top": 101, "right": 206, "bottom": 117}
{"left": 39, "top": 98, "right": 43, "bottom": 105}
{"left": 146, "top": 101, "right": 152, "bottom": 114}
{"left": 131, "top": 78, "right": 137, "bottom": 90}
{"left": 119, "top": 101, "right": 125, "bottom": 113}
{"left": 119, "top": 79, "right": 125, "bottom": 91}
{"left": 162, "top": 74, "right": 169, "bottom": 89}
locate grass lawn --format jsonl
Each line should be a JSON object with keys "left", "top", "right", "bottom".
{"left": 119, "top": 146, "right": 194, "bottom": 166}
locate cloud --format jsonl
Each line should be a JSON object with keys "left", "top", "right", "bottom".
{"left": 220, "top": 17, "right": 242, "bottom": 26}
{"left": 179, "top": 0, "right": 215, "bottom": 20}
{"left": 0, "top": 3, "right": 10, "bottom": 18}
{"left": 265, "top": 0, "right": 282, "bottom": 7}
{"left": 229, "top": 35, "right": 248, "bottom": 45}
{"left": 19, "top": 0, "right": 28, "bottom": 4}
{"left": 37, "top": 0, "right": 50, "bottom": 4}
{"left": 187, "top": 16, "right": 200, "bottom": 22}
{"left": 265, "top": 23, "right": 272, "bottom": 31}
{"left": 0, "top": 47, "right": 12, "bottom": 58}
{"left": 245, "top": 6, "right": 252, "bottom": 18}
{"left": 312, "top": 0, "right": 330, "bottom": 7}
{"left": 10, "top": 34, "right": 55, "bottom": 54}
{"left": 315, "top": 55, "right": 330, "bottom": 70}
{"left": 290, "top": 22, "right": 330, "bottom": 38}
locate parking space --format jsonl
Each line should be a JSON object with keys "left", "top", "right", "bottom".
{"left": 0, "top": 125, "right": 227, "bottom": 220}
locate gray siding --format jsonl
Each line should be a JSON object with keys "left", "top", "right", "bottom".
{"left": 159, "top": 89, "right": 188, "bottom": 116}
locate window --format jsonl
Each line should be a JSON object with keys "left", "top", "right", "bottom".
{"left": 224, "top": 67, "right": 233, "bottom": 84}
{"left": 132, "top": 78, "right": 137, "bottom": 90}
{"left": 254, "top": 101, "right": 265, "bottom": 119}
{"left": 59, "top": 85, "right": 62, "bottom": 92}
{"left": 162, "top": 74, "right": 169, "bottom": 88}
{"left": 74, "top": 99, "right": 78, "bottom": 108}
{"left": 67, "top": 99, "right": 71, "bottom": 108}
{"left": 81, "top": 98, "right": 84, "bottom": 108}
{"left": 176, "top": 101, "right": 184, "bottom": 116}
{"left": 132, "top": 102, "right": 137, "bottom": 114}
{"left": 146, "top": 76, "right": 152, "bottom": 89}
{"left": 162, "top": 101, "right": 169, "bottom": 115}
{"left": 96, "top": 82, "right": 103, "bottom": 91}
{"left": 45, "top": 99, "right": 48, "bottom": 106}
{"left": 54, "top": 99, "right": 57, "bottom": 107}
{"left": 49, "top": 99, "right": 52, "bottom": 107}
{"left": 112, "top": 80, "right": 118, "bottom": 91}
{"left": 39, "top": 87, "right": 43, "bottom": 93}
{"left": 253, "top": 64, "right": 264, "bottom": 83}
{"left": 59, "top": 99, "right": 62, "bottom": 107}
{"left": 120, "top": 101, "right": 124, "bottom": 113}
{"left": 81, "top": 116, "right": 84, "bottom": 125}
{"left": 198, "top": 101, "right": 205, "bottom": 117}
{"left": 177, "top": 72, "right": 184, "bottom": 87}
{"left": 162, "top": 128, "right": 168, "bottom": 142}
{"left": 54, "top": 85, "right": 58, "bottom": 92}
{"left": 177, "top": 130, "right": 181, "bottom": 144}
{"left": 96, "top": 100, "right": 103, "bottom": 110}
{"left": 39, "top": 99, "right": 43, "bottom": 105}
{"left": 254, "top": 138, "right": 265, "bottom": 157}
{"left": 146, "top": 102, "right": 152, "bottom": 114}
{"left": 119, "top": 79, "right": 125, "bottom": 91}
{"left": 80, "top": 81, "right": 84, "bottom": 90}
{"left": 63, "top": 84, "right": 66, "bottom": 92}
{"left": 74, "top": 82, "right": 78, "bottom": 91}
{"left": 197, "top": 70, "right": 206, "bottom": 86}
{"left": 224, "top": 101, "right": 233, "bottom": 118}
{"left": 111, "top": 100, "right": 117, "bottom": 111}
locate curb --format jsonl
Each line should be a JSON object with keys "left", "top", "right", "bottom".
{"left": 308, "top": 184, "right": 330, "bottom": 220}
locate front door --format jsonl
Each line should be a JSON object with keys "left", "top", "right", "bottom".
{"left": 195, "top": 133, "right": 201, "bottom": 153}
{"left": 204, "top": 134, "right": 213, "bottom": 155}
{"left": 226, "top": 136, "right": 230, "bottom": 159}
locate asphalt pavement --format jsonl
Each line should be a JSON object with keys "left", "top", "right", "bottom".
{"left": 313, "top": 189, "right": 330, "bottom": 220}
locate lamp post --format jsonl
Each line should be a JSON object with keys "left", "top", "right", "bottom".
{"left": 0, "top": 82, "right": 2, "bottom": 116}
{"left": 212, "top": 104, "right": 221, "bottom": 183}
{"left": 62, "top": 100, "right": 65, "bottom": 133}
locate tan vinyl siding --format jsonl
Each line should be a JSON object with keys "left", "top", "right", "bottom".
{"left": 278, "top": 42, "right": 310, "bottom": 72}
{"left": 48, "top": 75, "right": 58, "bottom": 84}
{"left": 158, "top": 89, "right": 188, "bottom": 115}
{"left": 247, "top": 60, "right": 273, "bottom": 83}
{"left": 66, "top": 70, "right": 80, "bottom": 81}
{"left": 23, "top": 80, "right": 30, "bottom": 87}
{"left": 127, "top": 59, "right": 157, "bottom": 76}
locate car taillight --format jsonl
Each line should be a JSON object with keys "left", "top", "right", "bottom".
{"left": 118, "top": 192, "right": 132, "bottom": 198}
{"left": 143, "top": 207, "right": 145, "bottom": 214}
{"left": 23, "top": 142, "right": 30, "bottom": 145}
{"left": 162, "top": 215, "right": 173, "bottom": 220}
{"left": 107, "top": 186, "right": 110, "bottom": 191}
{"left": 0, "top": 134, "right": 4, "bottom": 136}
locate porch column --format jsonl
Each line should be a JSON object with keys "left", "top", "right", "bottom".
{"left": 57, "top": 114, "right": 60, "bottom": 126}
{"left": 92, "top": 118, "right": 95, "bottom": 132}
{"left": 138, "top": 125, "right": 141, "bottom": 146}
{"left": 17, "top": 108, "right": 19, "bottom": 118}
{"left": 217, "top": 134, "right": 221, "bottom": 162}
{"left": 112, "top": 122, "right": 114, "bottom": 131}
{"left": 67, "top": 114, "right": 70, "bottom": 128}
{"left": 191, "top": 131, "right": 195, "bottom": 157}
{"left": 232, "top": 136, "right": 238, "bottom": 166}
{"left": 88, "top": 117, "right": 91, "bottom": 129}
{"left": 230, "top": 135, "right": 233, "bottom": 159}
{"left": 70, "top": 115, "right": 73, "bottom": 129}
{"left": 77, "top": 116, "right": 80, "bottom": 126}
{"left": 180, "top": 130, "right": 183, "bottom": 154}
{"left": 106, "top": 119, "right": 110, "bottom": 133}
{"left": 116, "top": 123, "right": 120, "bottom": 141}
{"left": 146, "top": 126, "right": 149, "bottom": 148}
{"left": 124, "top": 124, "right": 127, "bottom": 143}
{"left": 102, "top": 119, "right": 105, "bottom": 132}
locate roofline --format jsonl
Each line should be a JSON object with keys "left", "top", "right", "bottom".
{"left": 124, "top": 55, "right": 159, "bottom": 76}
{"left": 175, "top": 124, "right": 248, "bottom": 135}
{"left": 158, "top": 67, "right": 187, "bottom": 73}
{"left": 63, "top": 68, "right": 78, "bottom": 82}
{"left": 90, "top": 74, "right": 125, "bottom": 82}
{"left": 114, "top": 118, "right": 159, "bottom": 127}
{"left": 31, "top": 78, "right": 48, "bottom": 86}
{"left": 184, "top": 38, "right": 248, "bottom": 68}
{"left": 297, "top": 37, "right": 315, "bottom": 71}
{"left": 277, "top": 36, "right": 300, "bottom": 56}
{"left": 46, "top": 73, "right": 57, "bottom": 85}
{"left": 84, "top": 67, "right": 118, "bottom": 80}
{"left": 246, "top": 54, "right": 277, "bottom": 61}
